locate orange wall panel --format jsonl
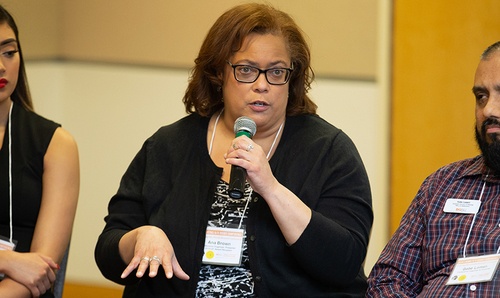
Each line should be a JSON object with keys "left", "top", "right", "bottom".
{"left": 390, "top": 0, "right": 500, "bottom": 232}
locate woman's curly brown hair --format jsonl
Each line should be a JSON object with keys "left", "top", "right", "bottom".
{"left": 182, "top": 3, "right": 317, "bottom": 117}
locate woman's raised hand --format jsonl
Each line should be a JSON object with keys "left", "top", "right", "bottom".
{"left": 120, "top": 226, "right": 190, "bottom": 281}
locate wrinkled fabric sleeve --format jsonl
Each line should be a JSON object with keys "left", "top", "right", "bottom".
{"left": 366, "top": 177, "right": 431, "bottom": 297}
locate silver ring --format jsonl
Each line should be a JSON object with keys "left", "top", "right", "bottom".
{"left": 140, "top": 257, "right": 151, "bottom": 262}
{"left": 246, "top": 144, "right": 254, "bottom": 152}
{"left": 150, "top": 256, "right": 161, "bottom": 264}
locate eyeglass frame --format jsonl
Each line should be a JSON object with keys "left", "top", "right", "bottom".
{"left": 226, "top": 61, "right": 293, "bottom": 85}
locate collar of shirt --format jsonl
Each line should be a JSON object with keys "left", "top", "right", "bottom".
{"left": 458, "top": 155, "right": 500, "bottom": 184}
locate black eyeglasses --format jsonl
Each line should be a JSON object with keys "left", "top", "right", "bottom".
{"left": 227, "top": 61, "right": 293, "bottom": 85}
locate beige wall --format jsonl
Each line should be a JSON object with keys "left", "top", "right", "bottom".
{"left": 10, "top": 0, "right": 495, "bottom": 293}
{"left": 5, "top": 0, "right": 377, "bottom": 79}
{"left": 2, "top": 0, "right": 61, "bottom": 58}
{"left": 3, "top": 0, "right": 390, "bottom": 294}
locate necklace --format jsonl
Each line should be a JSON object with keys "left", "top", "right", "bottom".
{"left": 209, "top": 109, "right": 284, "bottom": 159}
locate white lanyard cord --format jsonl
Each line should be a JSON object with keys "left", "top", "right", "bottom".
{"left": 209, "top": 110, "right": 284, "bottom": 230}
{"left": 238, "top": 189, "right": 252, "bottom": 230}
{"left": 209, "top": 109, "right": 284, "bottom": 160}
{"left": 462, "top": 178, "right": 487, "bottom": 258}
{"left": 7, "top": 102, "right": 13, "bottom": 244}
{"left": 266, "top": 120, "right": 284, "bottom": 160}
{"left": 208, "top": 109, "right": 223, "bottom": 156}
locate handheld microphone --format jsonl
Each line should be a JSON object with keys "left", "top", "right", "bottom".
{"left": 228, "top": 116, "right": 257, "bottom": 199}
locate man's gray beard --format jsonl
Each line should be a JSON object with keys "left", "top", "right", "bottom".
{"left": 475, "top": 128, "right": 500, "bottom": 173}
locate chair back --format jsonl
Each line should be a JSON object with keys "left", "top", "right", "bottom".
{"left": 53, "top": 247, "right": 70, "bottom": 298}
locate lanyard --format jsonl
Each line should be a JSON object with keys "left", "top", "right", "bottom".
{"left": 209, "top": 109, "right": 284, "bottom": 160}
{"left": 7, "top": 102, "right": 13, "bottom": 244}
{"left": 461, "top": 176, "right": 500, "bottom": 258}
{"left": 208, "top": 109, "right": 284, "bottom": 229}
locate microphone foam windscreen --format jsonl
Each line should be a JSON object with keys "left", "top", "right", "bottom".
{"left": 234, "top": 116, "right": 257, "bottom": 137}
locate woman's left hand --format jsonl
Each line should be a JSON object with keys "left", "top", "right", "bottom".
{"left": 226, "top": 135, "right": 312, "bottom": 245}
{"left": 119, "top": 226, "right": 190, "bottom": 281}
{"left": 225, "top": 135, "right": 278, "bottom": 197}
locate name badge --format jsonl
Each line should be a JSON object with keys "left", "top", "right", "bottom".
{"left": 0, "top": 236, "right": 16, "bottom": 251}
{"left": 443, "top": 199, "right": 481, "bottom": 214}
{"left": 202, "top": 226, "right": 244, "bottom": 266}
{"left": 446, "top": 254, "right": 500, "bottom": 285}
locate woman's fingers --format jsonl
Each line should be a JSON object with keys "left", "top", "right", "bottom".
{"left": 120, "top": 226, "right": 190, "bottom": 281}
{"left": 121, "top": 252, "right": 190, "bottom": 281}
{"left": 120, "top": 255, "right": 141, "bottom": 278}
{"left": 171, "top": 254, "right": 190, "bottom": 280}
{"left": 5, "top": 252, "right": 57, "bottom": 297}
{"left": 148, "top": 256, "right": 162, "bottom": 277}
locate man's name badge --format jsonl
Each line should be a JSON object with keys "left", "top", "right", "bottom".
{"left": 446, "top": 254, "right": 500, "bottom": 285}
{"left": 443, "top": 199, "right": 481, "bottom": 214}
{"left": 202, "top": 226, "right": 244, "bottom": 266}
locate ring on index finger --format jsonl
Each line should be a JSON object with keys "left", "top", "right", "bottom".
{"left": 232, "top": 143, "right": 239, "bottom": 150}
{"left": 150, "top": 256, "right": 161, "bottom": 265}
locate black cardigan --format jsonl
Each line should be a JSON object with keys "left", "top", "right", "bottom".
{"left": 95, "top": 113, "right": 373, "bottom": 297}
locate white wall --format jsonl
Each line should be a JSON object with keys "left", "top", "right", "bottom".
{"left": 26, "top": 61, "right": 387, "bottom": 287}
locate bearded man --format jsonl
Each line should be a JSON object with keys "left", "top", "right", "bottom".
{"left": 367, "top": 41, "right": 500, "bottom": 297}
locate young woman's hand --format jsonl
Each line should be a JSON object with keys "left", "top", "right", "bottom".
{"left": 1, "top": 251, "right": 58, "bottom": 297}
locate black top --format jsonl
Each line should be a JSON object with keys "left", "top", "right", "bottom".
{"left": 95, "top": 113, "right": 373, "bottom": 297}
{"left": 0, "top": 103, "right": 60, "bottom": 297}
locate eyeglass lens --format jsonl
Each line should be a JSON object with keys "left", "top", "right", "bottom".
{"left": 234, "top": 65, "right": 290, "bottom": 85}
